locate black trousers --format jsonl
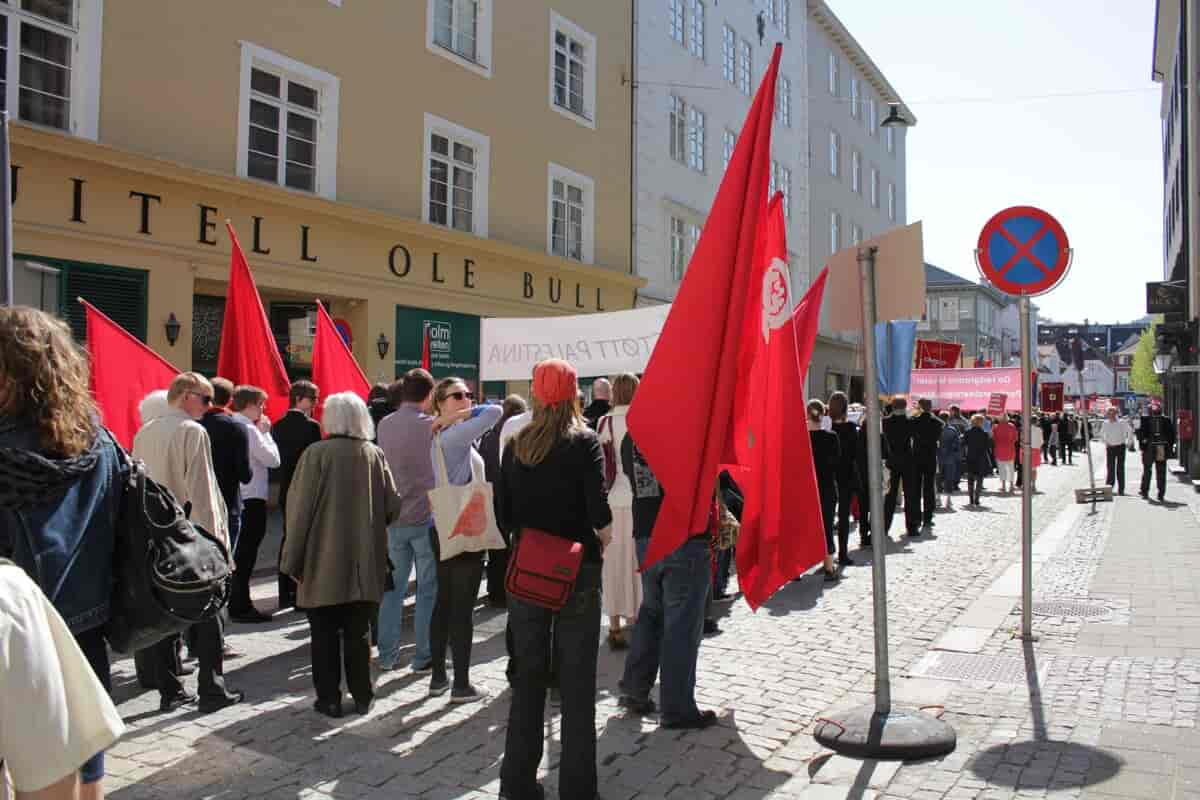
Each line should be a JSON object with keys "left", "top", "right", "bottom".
{"left": 307, "top": 601, "right": 375, "bottom": 706}
{"left": 231, "top": 499, "right": 268, "bottom": 613}
{"left": 819, "top": 485, "right": 837, "bottom": 556}
{"left": 152, "top": 616, "right": 226, "bottom": 699}
{"left": 833, "top": 473, "right": 854, "bottom": 557}
{"left": 914, "top": 459, "right": 937, "bottom": 526}
{"left": 430, "top": 533, "right": 484, "bottom": 688}
{"left": 1141, "top": 452, "right": 1168, "bottom": 497}
{"left": 1106, "top": 445, "right": 1127, "bottom": 494}
{"left": 1060, "top": 439, "right": 1072, "bottom": 464}
{"left": 486, "top": 530, "right": 511, "bottom": 605}
{"left": 278, "top": 487, "right": 296, "bottom": 609}
{"left": 884, "top": 463, "right": 919, "bottom": 535}
{"left": 501, "top": 564, "right": 601, "bottom": 800}
{"left": 967, "top": 472, "right": 983, "bottom": 505}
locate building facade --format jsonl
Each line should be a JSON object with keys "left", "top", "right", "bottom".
{"left": 633, "top": 0, "right": 808, "bottom": 307}
{"left": 10, "top": 0, "right": 640, "bottom": 397}
{"left": 995, "top": 300, "right": 1040, "bottom": 368}
{"left": 919, "top": 264, "right": 1010, "bottom": 367}
{"left": 805, "top": 0, "right": 911, "bottom": 401}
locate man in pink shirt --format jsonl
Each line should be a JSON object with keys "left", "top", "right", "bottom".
{"left": 992, "top": 414, "right": 1018, "bottom": 494}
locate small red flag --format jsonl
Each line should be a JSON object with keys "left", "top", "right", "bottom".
{"left": 82, "top": 299, "right": 179, "bottom": 450}
{"left": 421, "top": 324, "right": 431, "bottom": 371}
{"left": 916, "top": 340, "right": 963, "bottom": 370}
{"left": 311, "top": 300, "right": 370, "bottom": 419}
{"left": 216, "top": 222, "right": 292, "bottom": 421}
{"left": 627, "top": 44, "right": 782, "bottom": 570}
{"left": 727, "top": 194, "right": 829, "bottom": 609}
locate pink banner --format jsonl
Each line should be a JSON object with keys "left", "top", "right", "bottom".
{"left": 909, "top": 368, "right": 1023, "bottom": 412}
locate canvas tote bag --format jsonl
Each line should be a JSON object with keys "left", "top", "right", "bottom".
{"left": 429, "top": 433, "right": 506, "bottom": 561}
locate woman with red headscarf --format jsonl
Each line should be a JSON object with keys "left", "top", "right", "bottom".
{"left": 497, "top": 359, "right": 613, "bottom": 800}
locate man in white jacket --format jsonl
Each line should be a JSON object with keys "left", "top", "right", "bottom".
{"left": 132, "top": 372, "right": 242, "bottom": 714}
{"left": 1100, "top": 407, "right": 1135, "bottom": 496}
{"left": 229, "top": 385, "right": 281, "bottom": 623}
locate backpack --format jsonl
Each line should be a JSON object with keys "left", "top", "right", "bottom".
{"left": 597, "top": 416, "right": 618, "bottom": 492}
{"left": 103, "top": 440, "right": 233, "bottom": 655}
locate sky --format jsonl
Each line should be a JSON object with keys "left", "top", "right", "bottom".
{"left": 828, "top": 0, "right": 1162, "bottom": 325}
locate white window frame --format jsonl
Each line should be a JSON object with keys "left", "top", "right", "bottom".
{"left": 829, "top": 129, "right": 840, "bottom": 178}
{"left": 850, "top": 222, "right": 862, "bottom": 246}
{"left": 777, "top": 76, "right": 791, "bottom": 127}
{"left": 722, "top": 128, "right": 735, "bottom": 172}
{"left": 546, "top": 162, "right": 594, "bottom": 264}
{"left": 887, "top": 124, "right": 895, "bottom": 154}
{"left": 888, "top": 181, "right": 897, "bottom": 222}
{"left": 426, "top": 0, "right": 492, "bottom": 78}
{"left": 548, "top": 11, "right": 597, "bottom": 129}
{"left": 850, "top": 76, "right": 860, "bottom": 119}
{"left": 867, "top": 97, "right": 877, "bottom": 135}
{"left": 422, "top": 112, "right": 490, "bottom": 237}
{"left": 769, "top": 161, "right": 791, "bottom": 219}
{"left": 686, "top": 104, "right": 705, "bottom": 173}
{"left": 737, "top": 38, "right": 751, "bottom": 95}
{"left": 851, "top": 150, "right": 861, "bottom": 193}
{"left": 687, "top": 0, "right": 704, "bottom": 60}
{"left": 668, "top": 0, "right": 684, "bottom": 44}
{"left": 669, "top": 95, "right": 686, "bottom": 164}
{"left": 0, "top": 0, "right": 103, "bottom": 139}
{"left": 869, "top": 166, "right": 879, "bottom": 208}
{"left": 721, "top": 24, "right": 735, "bottom": 82}
{"left": 237, "top": 42, "right": 340, "bottom": 200}
{"left": 830, "top": 211, "right": 841, "bottom": 255}
{"left": 828, "top": 51, "right": 838, "bottom": 95}
{"left": 772, "top": 0, "right": 790, "bottom": 36}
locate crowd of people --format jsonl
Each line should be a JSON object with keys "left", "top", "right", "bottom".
{"left": 0, "top": 301, "right": 1183, "bottom": 799}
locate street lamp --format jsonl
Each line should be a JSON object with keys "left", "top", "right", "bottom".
{"left": 880, "top": 102, "right": 909, "bottom": 127}
{"left": 1154, "top": 348, "right": 1176, "bottom": 375}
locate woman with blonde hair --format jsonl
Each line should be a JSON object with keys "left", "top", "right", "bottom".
{"left": 498, "top": 359, "right": 612, "bottom": 800}
{"left": 597, "top": 372, "right": 641, "bottom": 649}
{"left": 282, "top": 392, "right": 401, "bottom": 718}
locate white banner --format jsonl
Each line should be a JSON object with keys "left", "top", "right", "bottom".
{"left": 480, "top": 305, "right": 671, "bottom": 381}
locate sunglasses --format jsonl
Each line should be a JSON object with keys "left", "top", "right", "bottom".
{"left": 447, "top": 391, "right": 474, "bottom": 401}
{"left": 190, "top": 392, "right": 213, "bottom": 405}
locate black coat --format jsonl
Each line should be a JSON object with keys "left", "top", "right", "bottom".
{"left": 882, "top": 413, "right": 916, "bottom": 469}
{"left": 810, "top": 429, "right": 840, "bottom": 502}
{"left": 583, "top": 399, "right": 611, "bottom": 430}
{"left": 273, "top": 409, "right": 322, "bottom": 497}
{"left": 964, "top": 427, "right": 992, "bottom": 475}
{"left": 912, "top": 412, "right": 944, "bottom": 465}
{"left": 199, "top": 409, "right": 251, "bottom": 517}
{"left": 832, "top": 420, "right": 859, "bottom": 489}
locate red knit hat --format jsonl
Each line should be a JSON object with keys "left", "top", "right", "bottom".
{"left": 533, "top": 359, "right": 578, "bottom": 407}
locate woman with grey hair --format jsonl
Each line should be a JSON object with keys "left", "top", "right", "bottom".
{"left": 138, "top": 389, "right": 172, "bottom": 427}
{"left": 282, "top": 392, "right": 402, "bottom": 718}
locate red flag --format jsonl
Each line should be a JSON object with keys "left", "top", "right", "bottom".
{"left": 421, "top": 324, "right": 431, "bottom": 371}
{"left": 916, "top": 340, "right": 962, "bottom": 370}
{"left": 627, "top": 44, "right": 782, "bottom": 569}
{"left": 216, "top": 222, "right": 292, "bottom": 421}
{"left": 311, "top": 300, "right": 370, "bottom": 419}
{"left": 82, "top": 299, "right": 179, "bottom": 450}
{"left": 728, "top": 195, "right": 829, "bottom": 609}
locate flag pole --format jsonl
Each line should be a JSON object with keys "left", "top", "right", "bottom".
{"left": 0, "top": 112, "right": 12, "bottom": 307}
{"left": 813, "top": 245, "right": 956, "bottom": 760}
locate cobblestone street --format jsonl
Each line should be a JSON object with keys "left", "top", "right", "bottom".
{"left": 102, "top": 444, "right": 1200, "bottom": 799}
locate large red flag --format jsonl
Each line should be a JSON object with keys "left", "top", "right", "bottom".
{"left": 216, "top": 222, "right": 292, "bottom": 421}
{"left": 727, "top": 194, "right": 829, "bottom": 609}
{"left": 82, "top": 299, "right": 179, "bottom": 450}
{"left": 626, "top": 44, "right": 782, "bottom": 569}
{"left": 311, "top": 300, "right": 370, "bottom": 418}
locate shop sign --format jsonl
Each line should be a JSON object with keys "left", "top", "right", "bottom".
{"left": 396, "top": 306, "right": 479, "bottom": 383}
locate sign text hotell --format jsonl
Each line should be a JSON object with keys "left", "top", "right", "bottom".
{"left": 13, "top": 170, "right": 607, "bottom": 311}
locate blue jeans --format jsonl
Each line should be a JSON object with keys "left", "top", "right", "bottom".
{"left": 377, "top": 524, "right": 438, "bottom": 668}
{"left": 619, "top": 536, "right": 711, "bottom": 725}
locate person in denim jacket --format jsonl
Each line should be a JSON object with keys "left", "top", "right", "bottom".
{"left": 0, "top": 306, "right": 124, "bottom": 799}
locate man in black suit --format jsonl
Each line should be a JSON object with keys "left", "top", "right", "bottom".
{"left": 1138, "top": 403, "right": 1176, "bottom": 502}
{"left": 882, "top": 396, "right": 920, "bottom": 538}
{"left": 199, "top": 378, "right": 252, "bottom": 554}
{"left": 272, "top": 379, "right": 322, "bottom": 611}
{"left": 911, "top": 398, "right": 943, "bottom": 530}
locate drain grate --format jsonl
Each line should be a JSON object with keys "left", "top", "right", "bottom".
{"left": 1029, "top": 601, "right": 1111, "bottom": 618}
{"left": 911, "top": 653, "right": 1029, "bottom": 684}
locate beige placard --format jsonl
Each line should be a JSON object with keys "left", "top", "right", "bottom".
{"left": 824, "top": 221, "right": 926, "bottom": 332}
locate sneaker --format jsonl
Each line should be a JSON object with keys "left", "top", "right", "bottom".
{"left": 198, "top": 689, "right": 244, "bottom": 714}
{"left": 450, "top": 684, "right": 485, "bottom": 704}
{"left": 159, "top": 689, "right": 197, "bottom": 713}
{"left": 428, "top": 677, "right": 450, "bottom": 697}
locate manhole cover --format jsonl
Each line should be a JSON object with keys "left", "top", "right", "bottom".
{"left": 1029, "top": 601, "right": 1110, "bottom": 618}
{"left": 912, "top": 653, "right": 1029, "bottom": 684}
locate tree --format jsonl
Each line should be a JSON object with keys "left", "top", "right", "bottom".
{"left": 1130, "top": 321, "right": 1163, "bottom": 397}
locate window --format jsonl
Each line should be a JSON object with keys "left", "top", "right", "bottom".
{"left": 721, "top": 24, "right": 735, "bottom": 82}
{"left": 939, "top": 297, "right": 960, "bottom": 330}
{"left": 687, "top": 105, "right": 705, "bottom": 172}
{"left": 0, "top": 0, "right": 102, "bottom": 138}
{"left": 426, "top": 0, "right": 492, "bottom": 76}
{"left": 770, "top": 0, "right": 790, "bottom": 36}
{"left": 769, "top": 161, "right": 791, "bottom": 218}
{"left": 722, "top": 128, "right": 735, "bottom": 172}
{"left": 547, "top": 163, "right": 594, "bottom": 263}
{"left": 670, "top": 216, "right": 687, "bottom": 281}
{"left": 237, "top": 43, "right": 340, "bottom": 199}
{"left": 829, "top": 130, "right": 840, "bottom": 177}
{"left": 738, "top": 38, "right": 751, "bottom": 95}
{"left": 887, "top": 124, "right": 895, "bottom": 154}
{"left": 870, "top": 166, "right": 879, "bottom": 208}
{"left": 851, "top": 150, "right": 861, "bottom": 193}
{"left": 668, "top": 0, "right": 684, "bottom": 44}
{"left": 549, "top": 12, "right": 597, "bottom": 127}
{"left": 687, "top": 0, "right": 704, "bottom": 59}
{"left": 828, "top": 51, "right": 838, "bottom": 95}
{"left": 423, "top": 113, "right": 490, "bottom": 236}
{"left": 888, "top": 181, "right": 897, "bottom": 221}
{"left": 850, "top": 77, "right": 860, "bottom": 119}
{"left": 776, "top": 76, "right": 791, "bottom": 127}
{"left": 669, "top": 95, "right": 686, "bottom": 164}
{"left": 867, "top": 98, "right": 877, "bottom": 134}
{"left": 829, "top": 211, "right": 841, "bottom": 255}
{"left": 850, "top": 222, "right": 863, "bottom": 245}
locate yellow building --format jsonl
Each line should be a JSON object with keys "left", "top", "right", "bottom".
{"left": 9, "top": 0, "right": 640, "bottom": 396}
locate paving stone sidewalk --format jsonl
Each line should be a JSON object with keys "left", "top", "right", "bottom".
{"left": 102, "top": 444, "right": 1195, "bottom": 799}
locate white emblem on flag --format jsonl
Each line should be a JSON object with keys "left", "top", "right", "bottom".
{"left": 762, "top": 257, "right": 792, "bottom": 342}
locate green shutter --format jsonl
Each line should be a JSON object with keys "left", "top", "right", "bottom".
{"left": 24, "top": 255, "right": 150, "bottom": 342}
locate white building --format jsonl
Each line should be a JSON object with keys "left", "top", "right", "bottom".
{"left": 996, "top": 300, "right": 1040, "bottom": 368}
{"left": 634, "top": 0, "right": 809, "bottom": 307}
{"left": 805, "top": 1, "right": 912, "bottom": 400}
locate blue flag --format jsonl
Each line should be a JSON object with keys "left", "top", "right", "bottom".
{"left": 874, "top": 320, "right": 918, "bottom": 396}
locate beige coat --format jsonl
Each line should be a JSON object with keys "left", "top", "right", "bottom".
{"left": 281, "top": 437, "right": 402, "bottom": 609}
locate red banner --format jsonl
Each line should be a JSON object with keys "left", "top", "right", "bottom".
{"left": 910, "top": 368, "right": 1022, "bottom": 411}
{"left": 1040, "top": 382, "right": 1065, "bottom": 413}
{"left": 916, "top": 340, "right": 963, "bottom": 370}
{"left": 987, "top": 392, "right": 1007, "bottom": 416}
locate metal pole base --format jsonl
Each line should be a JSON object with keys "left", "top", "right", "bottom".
{"left": 813, "top": 705, "right": 957, "bottom": 761}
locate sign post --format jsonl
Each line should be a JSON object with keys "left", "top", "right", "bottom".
{"left": 976, "top": 205, "right": 1072, "bottom": 641}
